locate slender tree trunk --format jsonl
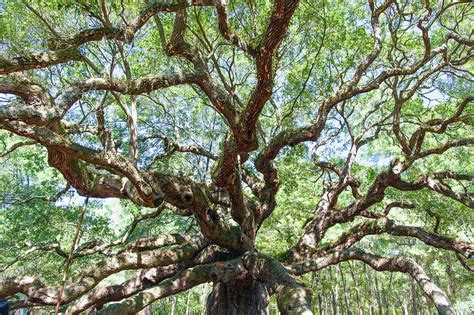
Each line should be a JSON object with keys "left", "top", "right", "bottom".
{"left": 170, "top": 295, "right": 177, "bottom": 315}
{"left": 348, "top": 262, "right": 363, "bottom": 315}
{"left": 445, "top": 255, "right": 458, "bottom": 295}
{"left": 334, "top": 267, "right": 344, "bottom": 315}
{"left": 409, "top": 275, "right": 418, "bottom": 315}
{"left": 317, "top": 293, "right": 323, "bottom": 315}
{"left": 201, "top": 283, "right": 209, "bottom": 314}
{"left": 387, "top": 273, "right": 394, "bottom": 315}
{"left": 336, "top": 280, "right": 342, "bottom": 314}
{"left": 186, "top": 290, "right": 191, "bottom": 315}
{"left": 329, "top": 267, "right": 338, "bottom": 315}
{"left": 321, "top": 272, "right": 328, "bottom": 315}
{"left": 381, "top": 284, "right": 388, "bottom": 315}
{"left": 374, "top": 273, "right": 382, "bottom": 315}
{"left": 205, "top": 277, "right": 269, "bottom": 315}
{"left": 338, "top": 265, "right": 351, "bottom": 315}
{"left": 312, "top": 272, "right": 324, "bottom": 315}
{"left": 402, "top": 285, "right": 409, "bottom": 315}
{"left": 364, "top": 265, "right": 374, "bottom": 315}
{"left": 325, "top": 293, "right": 330, "bottom": 315}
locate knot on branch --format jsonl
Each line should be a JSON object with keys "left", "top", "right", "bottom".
{"left": 277, "top": 285, "right": 313, "bottom": 315}
{"left": 209, "top": 261, "right": 245, "bottom": 283}
{"left": 181, "top": 190, "right": 194, "bottom": 204}
{"left": 206, "top": 208, "right": 219, "bottom": 223}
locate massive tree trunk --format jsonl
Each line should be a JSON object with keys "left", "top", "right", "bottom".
{"left": 205, "top": 277, "right": 269, "bottom": 315}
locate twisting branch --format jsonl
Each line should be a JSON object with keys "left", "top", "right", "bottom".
{"left": 392, "top": 172, "right": 474, "bottom": 209}
{"left": 66, "top": 245, "right": 230, "bottom": 314}
{"left": 316, "top": 218, "right": 474, "bottom": 259}
{"left": 290, "top": 249, "right": 454, "bottom": 315}
{"left": 0, "top": 235, "right": 208, "bottom": 305}
{"left": 142, "top": 134, "right": 217, "bottom": 161}
{"left": 214, "top": 1, "right": 257, "bottom": 57}
{"left": 93, "top": 256, "right": 247, "bottom": 314}
{"left": 211, "top": 0, "right": 301, "bottom": 240}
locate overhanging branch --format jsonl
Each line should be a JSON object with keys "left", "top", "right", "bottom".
{"left": 290, "top": 249, "right": 453, "bottom": 315}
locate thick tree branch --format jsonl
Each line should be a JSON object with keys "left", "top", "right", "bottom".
{"left": 0, "top": 236, "right": 208, "bottom": 304}
{"left": 66, "top": 245, "right": 230, "bottom": 314}
{"left": 214, "top": 1, "right": 257, "bottom": 57}
{"left": 0, "top": 49, "right": 82, "bottom": 75}
{"left": 392, "top": 173, "right": 474, "bottom": 209}
{"left": 242, "top": 252, "right": 313, "bottom": 315}
{"left": 242, "top": 0, "right": 301, "bottom": 136}
{"left": 93, "top": 256, "right": 246, "bottom": 315}
{"left": 290, "top": 249, "right": 453, "bottom": 315}
{"left": 317, "top": 218, "right": 474, "bottom": 259}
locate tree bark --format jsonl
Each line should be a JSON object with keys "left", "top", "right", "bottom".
{"left": 205, "top": 277, "right": 269, "bottom": 315}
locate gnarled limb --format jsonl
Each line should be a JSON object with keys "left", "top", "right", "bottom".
{"left": 213, "top": 0, "right": 301, "bottom": 193}
{"left": 0, "top": 235, "right": 208, "bottom": 304}
{"left": 392, "top": 173, "right": 474, "bottom": 209}
{"left": 66, "top": 245, "right": 230, "bottom": 314}
{"left": 93, "top": 256, "right": 247, "bottom": 315}
{"left": 316, "top": 218, "right": 474, "bottom": 259}
{"left": 214, "top": 0, "right": 257, "bottom": 57}
{"left": 0, "top": 49, "right": 82, "bottom": 75}
{"left": 242, "top": 252, "right": 313, "bottom": 315}
{"left": 290, "top": 249, "right": 453, "bottom": 315}
{"left": 70, "top": 265, "right": 178, "bottom": 314}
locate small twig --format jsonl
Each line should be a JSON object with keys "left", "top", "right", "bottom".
{"left": 0, "top": 140, "right": 36, "bottom": 158}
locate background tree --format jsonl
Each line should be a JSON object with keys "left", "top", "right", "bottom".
{"left": 0, "top": 0, "right": 473, "bottom": 314}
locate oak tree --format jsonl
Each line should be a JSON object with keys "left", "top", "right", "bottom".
{"left": 0, "top": 0, "right": 473, "bottom": 314}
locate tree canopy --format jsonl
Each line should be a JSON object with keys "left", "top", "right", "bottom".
{"left": 0, "top": 0, "right": 473, "bottom": 314}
